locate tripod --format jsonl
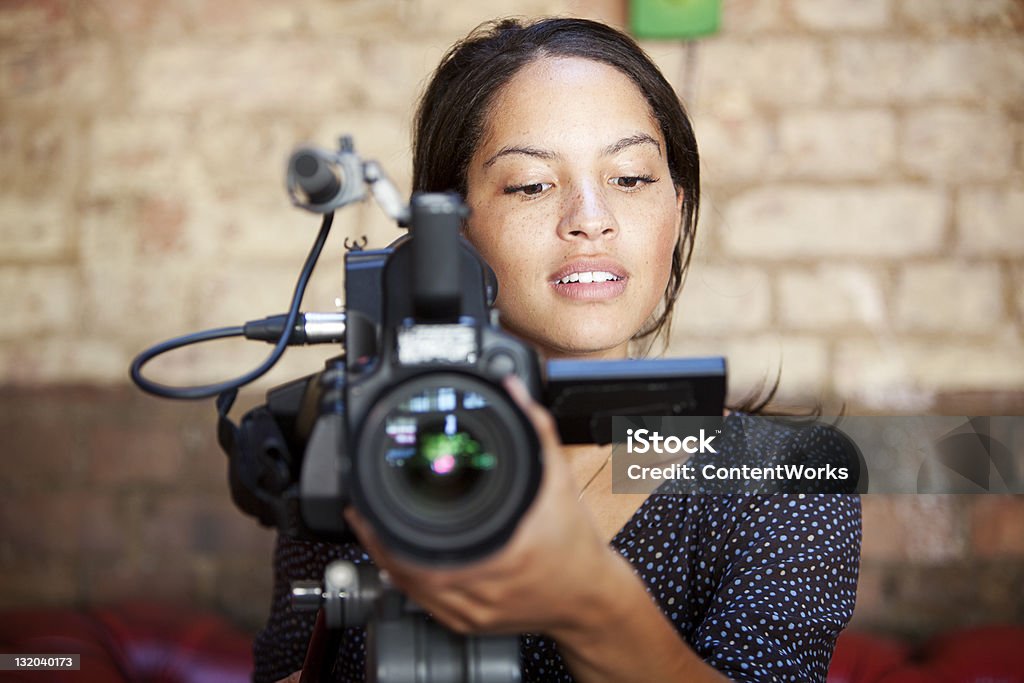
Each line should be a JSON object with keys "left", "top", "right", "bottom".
{"left": 292, "top": 560, "right": 522, "bottom": 683}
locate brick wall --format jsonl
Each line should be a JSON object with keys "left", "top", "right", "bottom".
{"left": 663, "top": 2, "right": 1024, "bottom": 410}
{"left": 0, "top": 385, "right": 275, "bottom": 629}
{"left": 1, "top": 0, "right": 1022, "bottom": 638}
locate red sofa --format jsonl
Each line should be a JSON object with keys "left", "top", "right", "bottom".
{"left": 829, "top": 625, "right": 1024, "bottom": 682}
{"left": 0, "top": 602, "right": 252, "bottom": 682}
{"left": 1, "top": 602, "right": 1022, "bottom": 682}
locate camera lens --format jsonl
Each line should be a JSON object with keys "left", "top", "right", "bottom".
{"left": 354, "top": 373, "right": 541, "bottom": 564}
{"left": 379, "top": 387, "right": 502, "bottom": 520}
{"left": 392, "top": 413, "right": 493, "bottom": 505}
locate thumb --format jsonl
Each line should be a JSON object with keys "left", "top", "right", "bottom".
{"left": 502, "top": 375, "right": 563, "bottom": 457}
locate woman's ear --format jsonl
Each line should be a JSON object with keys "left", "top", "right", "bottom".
{"left": 674, "top": 186, "right": 685, "bottom": 238}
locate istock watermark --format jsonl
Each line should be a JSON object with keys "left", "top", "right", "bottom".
{"left": 625, "top": 427, "right": 719, "bottom": 454}
{"left": 611, "top": 415, "right": 1023, "bottom": 495}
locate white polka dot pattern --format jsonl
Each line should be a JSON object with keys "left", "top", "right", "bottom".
{"left": 253, "top": 420, "right": 862, "bottom": 682}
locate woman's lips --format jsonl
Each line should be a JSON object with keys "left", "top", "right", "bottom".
{"left": 549, "top": 259, "right": 629, "bottom": 301}
{"left": 551, "top": 277, "right": 628, "bottom": 301}
{"left": 550, "top": 258, "right": 627, "bottom": 283}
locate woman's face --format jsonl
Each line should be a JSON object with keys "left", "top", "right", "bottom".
{"left": 464, "top": 56, "right": 682, "bottom": 360}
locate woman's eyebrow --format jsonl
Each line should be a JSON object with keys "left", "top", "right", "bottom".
{"left": 604, "top": 133, "right": 661, "bottom": 157}
{"left": 483, "top": 145, "right": 558, "bottom": 168}
{"left": 482, "top": 133, "right": 661, "bottom": 169}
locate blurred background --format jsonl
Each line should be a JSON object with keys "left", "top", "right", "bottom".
{"left": 1, "top": 0, "right": 1022, "bottom": 649}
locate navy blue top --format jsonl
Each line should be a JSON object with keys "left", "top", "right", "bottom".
{"left": 253, "top": 418, "right": 862, "bottom": 682}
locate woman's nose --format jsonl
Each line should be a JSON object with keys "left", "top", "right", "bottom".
{"left": 557, "top": 181, "right": 618, "bottom": 241}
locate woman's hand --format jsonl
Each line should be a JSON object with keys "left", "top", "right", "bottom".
{"left": 343, "top": 375, "right": 624, "bottom": 638}
{"left": 344, "top": 376, "right": 727, "bottom": 682}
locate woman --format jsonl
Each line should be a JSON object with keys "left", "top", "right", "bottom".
{"left": 258, "top": 17, "right": 861, "bottom": 682}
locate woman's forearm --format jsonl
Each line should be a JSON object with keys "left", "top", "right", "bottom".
{"left": 550, "top": 549, "right": 729, "bottom": 683}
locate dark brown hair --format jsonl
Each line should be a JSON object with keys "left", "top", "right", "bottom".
{"left": 412, "top": 17, "right": 699, "bottom": 350}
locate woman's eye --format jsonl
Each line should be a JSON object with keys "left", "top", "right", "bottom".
{"left": 504, "top": 182, "right": 551, "bottom": 197}
{"left": 611, "top": 175, "right": 657, "bottom": 190}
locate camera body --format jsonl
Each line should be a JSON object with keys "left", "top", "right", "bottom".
{"left": 312, "top": 193, "right": 544, "bottom": 564}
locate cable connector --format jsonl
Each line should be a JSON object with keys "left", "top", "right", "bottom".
{"left": 244, "top": 312, "right": 346, "bottom": 345}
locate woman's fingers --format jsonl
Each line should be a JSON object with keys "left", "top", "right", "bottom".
{"left": 343, "top": 507, "right": 518, "bottom": 633}
{"left": 343, "top": 507, "right": 410, "bottom": 583}
{"left": 335, "top": 376, "right": 589, "bottom": 638}
{"left": 502, "top": 375, "right": 563, "bottom": 456}
{"left": 344, "top": 507, "right": 459, "bottom": 597}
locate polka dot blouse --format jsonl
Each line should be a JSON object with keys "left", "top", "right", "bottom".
{"left": 253, "top": 418, "right": 863, "bottom": 683}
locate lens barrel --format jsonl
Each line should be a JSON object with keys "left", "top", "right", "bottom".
{"left": 354, "top": 373, "right": 541, "bottom": 564}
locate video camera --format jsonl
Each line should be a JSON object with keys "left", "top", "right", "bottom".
{"left": 131, "top": 136, "right": 726, "bottom": 682}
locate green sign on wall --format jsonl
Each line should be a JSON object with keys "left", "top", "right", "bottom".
{"left": 629, "top": 0, "right": 721, "bottom": 39}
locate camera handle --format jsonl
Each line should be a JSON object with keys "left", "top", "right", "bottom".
{"left": 291, "top": 561, "right": 521, "bottom": 683}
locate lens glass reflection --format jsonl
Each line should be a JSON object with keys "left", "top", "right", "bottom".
{"left": 383, "top": 387, "right": 498, "bottom": 505}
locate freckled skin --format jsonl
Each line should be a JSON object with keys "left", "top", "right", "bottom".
{"left": 464, "top": 57, "right": 683, "bottom": 360}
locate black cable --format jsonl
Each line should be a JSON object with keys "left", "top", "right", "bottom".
{"left": 130, "top": 212, "right": 335, "bottom": 399}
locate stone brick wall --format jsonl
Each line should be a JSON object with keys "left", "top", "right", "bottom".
{"left": 664, "top": 2, "right": 1024, "bottom": 410}
{"left": 2, "top": 0, "right": 1022, "bottom": 638}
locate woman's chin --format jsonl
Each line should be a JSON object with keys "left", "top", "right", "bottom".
{"left": 532, "top": 332, "right": 632, "bottom": 361}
